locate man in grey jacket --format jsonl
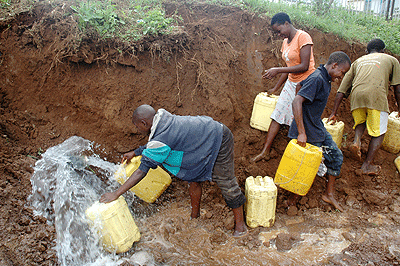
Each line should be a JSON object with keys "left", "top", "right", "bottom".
{"left": 101, "top": 104, "right": 247, "bottom": 236}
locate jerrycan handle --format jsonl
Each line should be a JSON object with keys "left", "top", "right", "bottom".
{"left": 266, "top": 92, "right": 276, "bottom": 97}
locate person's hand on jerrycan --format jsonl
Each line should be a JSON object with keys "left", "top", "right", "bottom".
{"left": 121, "top": 151, "right": 136, "bottom": 164}
{"left": 297, "top": 132, "right": 307, "bottom": 147}
{"left": 99, "top": 151, "right": 137, "bottom": 203}
{"left": 328, "top": 113, "right": 337, "bottom": 123}
{"left": 100, "top": 191, "right": 119, "bottom": 203}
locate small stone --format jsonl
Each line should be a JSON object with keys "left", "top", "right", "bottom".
{"left": 346, "top": 195, "right": 357, "bottom": 207}
{"left": 324, "top": 204, "right": 332, "bottom": 212}
{"left": 18, "top": 215, "right": 31, "bottom": 226}
{"left": 205, "top": 212, "right": 213, "bottom": 219}
{"left": 275, "top": 233, "right": 293, "bottom": 251}
{"left": 210, "top": 230, "right": 228, "bottom": 245}
{"left": 36, "top": 244, "right": 46, "bottom": 252}
{"left": 389, "top": 204, "right": 400, "bottom": 214}
{"left": 299, "top": 196, "right": 308, "bottom": 205}
{"left": 287, "top": 206, "right": 298, "bottom": 216}
{"left": 341, "top": 232, "right": 355, "bottom": 242}
{"left": 285, "top": 216, "right": 305, "bottom": 226}
{"left": 368, "top": 214, "right": 388, "bottom": 226}
{"left": 308, "top": 198, "right": 319, "bottom": 208}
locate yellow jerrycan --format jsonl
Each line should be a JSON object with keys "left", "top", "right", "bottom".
{"left": 114, "top": 156, "right": 171, "bottom": 203}
{"left": 382, "top": 112, "right": 400, "bottom": 154}
{"left": 322, "top": 118, "right": 344, "bottom": 148}
{"left": 274, "top": 139, "right": 322, "bottom": 196}
{"left": 245, "top": 176, "right": 277, "bottom": 228}
{"left": 250, "top": 92, "right": 279, "bottom": 131}
{"left": 395, "top": 156, "right": 400, "bottom": 173}
{"left": 85, "top": 196, "right": 140, "bottom": 253}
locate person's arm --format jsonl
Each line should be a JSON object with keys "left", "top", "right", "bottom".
{"left": 100, "top": 168, "right": 146, "bottom": 203}
{"left": 394, "top": 84, "right": 400, "bottom": 114}
{"left": 292, "top": 94, "right": 307, "bottom": 147}
{"left": 295, "top": 83, "right": 302, "bottom": 94}
{"left": 121, "top": 144, "right": 148, "bottom": 163}
{"left": 263, "top": 44, "right": 312, "bottom": 79}
{"left": 328, "top": 92, "right": 345, "bottom": 122}
{"left": 267, "top": 73, "right": 288, "bottom": 95}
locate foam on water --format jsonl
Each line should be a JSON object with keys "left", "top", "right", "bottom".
{"left": 28, "top": 136, "right": 125, "bottom": 266}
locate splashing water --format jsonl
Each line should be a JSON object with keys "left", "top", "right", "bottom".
{"left": 28, "top": 136, "right": 127, "bottom": 266}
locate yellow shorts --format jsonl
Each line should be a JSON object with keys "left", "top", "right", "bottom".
{"left": 352, "top": 108, "right": 388, "bottom": 137}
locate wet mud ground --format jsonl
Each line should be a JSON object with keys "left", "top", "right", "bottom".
{"left": 1, "top": 0, "right": 400, "bottom": 265}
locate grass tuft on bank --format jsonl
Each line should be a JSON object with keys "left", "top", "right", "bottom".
{"left": 209, "top": 0, "right": 400, "bottom": 55}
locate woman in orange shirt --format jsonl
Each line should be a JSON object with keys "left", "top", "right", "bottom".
{"left": 252, "top": 12, "right": 315, "bottom": 162}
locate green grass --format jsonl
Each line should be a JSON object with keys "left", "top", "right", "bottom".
{"left": 121, "top": 3, "right": 179, "bottom": 41}
{"left": 71, "top": 0, "right": 125, "bottom": 38}
{"left": 71, "top": 0, "right": 179, "bottom": 41}
{"left": 0, "top": 0, "right": 11, "bottom": 8}
{"left": 208, "top": 0, "right": 400, "bottom": 55}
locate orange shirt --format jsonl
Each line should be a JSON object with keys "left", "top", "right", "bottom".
{"left": 281, "top": 30, "right": 315, "bottom": 83}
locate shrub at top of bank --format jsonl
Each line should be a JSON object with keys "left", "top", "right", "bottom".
{"left": 71, "top": 0, "right": 179, "bottom": 41}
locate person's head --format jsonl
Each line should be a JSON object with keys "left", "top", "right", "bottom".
{"left": 271, "top": 12, "right": 292, "bottom": 39}
{"left": 325, "top": 51, "right": 351, "bottom": 81}
{"left": 367, "top": 38, "right": 385, "bottom": 54}
{"left": 132, "top": 104, "right": 156, "bottom": 135}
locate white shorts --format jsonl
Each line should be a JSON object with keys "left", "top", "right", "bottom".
{"left": 270, "top": 79, "right": 297, "bottom": 126}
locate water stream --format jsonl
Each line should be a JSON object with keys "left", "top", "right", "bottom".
{"left": 28, "top": 136, "right": 125, "bottom": 265}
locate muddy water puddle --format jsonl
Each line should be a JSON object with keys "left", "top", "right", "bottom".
{"left": 128, "top": 200, "right": 353, "bottom": 266}
{"left": 132, "top": 204, "right": 400, "bottom": 265}
{"left": 28, "top": 136, "right": 400, "bottom": 266}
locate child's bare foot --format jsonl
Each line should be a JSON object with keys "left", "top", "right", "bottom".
{"left": 361, "top": 164, "right": 381, "bottom": 176}
{"left": 322, "top": 194, "right": 344, "bottom": 212}
{"left": 251, "top": 152, "right": 270, "bottom": 163}
{"left": 349, "top": 143, "right": 362, "bottom": 161}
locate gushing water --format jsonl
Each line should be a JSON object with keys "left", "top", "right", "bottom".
{"left": 28, "top": 136, "right": 125, "bottom": 266}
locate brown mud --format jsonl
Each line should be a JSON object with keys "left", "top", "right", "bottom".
{"left": 1, "top": 1, "right": 400, "bottom": 265}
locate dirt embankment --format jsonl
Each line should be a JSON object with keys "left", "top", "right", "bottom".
{"left": 1, "top": 1, "right": 400, "bottom": 265}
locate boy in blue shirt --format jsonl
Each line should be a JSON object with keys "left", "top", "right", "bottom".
{"left": 100, "top": 105, "right": 247, "bottom": 236}
{"left": 288, "top": 51, "right": 351, "bottom": 211}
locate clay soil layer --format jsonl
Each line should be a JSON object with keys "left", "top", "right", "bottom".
{"left": 1, "top": 1, "right": 400, "bottom": 265}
